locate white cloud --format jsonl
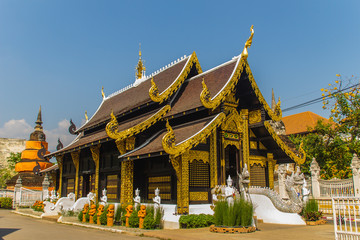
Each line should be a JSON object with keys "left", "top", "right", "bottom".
{"left": 0, "top": 119, "right": 76, "bottom": 152}
{"left": 0, "top": 119, "right": 32, "bottom": 139}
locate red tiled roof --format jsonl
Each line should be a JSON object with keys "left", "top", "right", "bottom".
{"left": 282, "top": 111, "right": 332, "bottom": 135}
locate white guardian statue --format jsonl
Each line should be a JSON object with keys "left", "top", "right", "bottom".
{"left": 225, "top": 175, "right": 235, "bottom": 205}
{"left": 134, "top": 188, "right": 141, "bottom": 209}
{"left": 100, "top": 188, "right": 107, "bottom": 206}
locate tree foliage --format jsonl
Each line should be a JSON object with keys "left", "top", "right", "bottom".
{"left": 290, "top": 76, "right": 359, "bottom": 179}
{"left": 0, "top": 152, "right": 21, "bottom": 188}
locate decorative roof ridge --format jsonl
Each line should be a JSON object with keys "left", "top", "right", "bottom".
{"left": 45, "top": 132, "right": 83, "bottom": 157}
{"left": 149, "top": 52, "right": 202, "bottom": 103}
{"left": 77, "top": 98, "right": 106, "bottom": 132}
{"left": 105, "top": 54, "right": 189, "bottom": 100}
{"left": 106, "top": 105, "right": 171, "bottom": 141}
{"left": 148, "top": 54, "right": 189, "bottom": 81}
{"left": 199, "top": 54, "right": 244, "bottom": 110}
{"left": 263, "top": 121, "right": 306, "bottom": 165}
{"left": 187, "top": 57, "right": 238, "bottom": 83}
{"left": 162, "top": 112, "right": 226, "bottom": 157}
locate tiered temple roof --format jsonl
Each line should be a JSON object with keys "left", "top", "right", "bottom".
{"left": 47, "top": 44, "right": 304, "bottom": 165}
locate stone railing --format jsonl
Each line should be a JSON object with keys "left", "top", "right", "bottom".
{"left": 310, "top": 154, "right": 359, "bottom": 198}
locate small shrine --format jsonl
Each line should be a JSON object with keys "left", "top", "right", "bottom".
{"left": 7, "top": 107, "right": 54, "bottom": 190}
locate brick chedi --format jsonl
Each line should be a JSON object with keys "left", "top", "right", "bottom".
{"left": 7, "top": 107, "right": 53, "bottom": 190}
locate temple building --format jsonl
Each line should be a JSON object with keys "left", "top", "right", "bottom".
{"left": 7, "top": 107, "right": 54, "bottom": 190}
{"left": 282, "top": 111, "right": 333, "bottom": 136}
{"left": 46, "top": 27, "right": 305, "bottom": 214}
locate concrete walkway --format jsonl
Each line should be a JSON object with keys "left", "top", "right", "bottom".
{"left": 143, "top": 223, "right": 335, "bottom": 240}
{"left": 3, "top": 209, "right": 335, "bottom": 240}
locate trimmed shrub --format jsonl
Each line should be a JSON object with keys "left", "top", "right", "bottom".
{"left": 0, "top": 197, "right": 12, "bottom": 209}
{"left": 179, "top": 214, "right": 215, "bottom": 228}
{"left": 214, "top": 199, "right": 253, "bottom": 227}
{"left": 301, "top": 199, "right": 323, "bottom": 221}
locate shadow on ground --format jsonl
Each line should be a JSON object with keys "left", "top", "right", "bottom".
{"left": 0, "top": 228, "right": 19, "bottom": 240}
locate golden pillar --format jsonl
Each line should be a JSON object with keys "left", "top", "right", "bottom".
{"left": 267, "top": 153, "right": 276, "bottom": 189}
{"left": 56, "top": 155, "right": 63, "bottom": 196}
{"left": 90, "top": 144, "right": 101, "bottom": 199}
{"left": 170, "top": 156, "right": 183, "bottom": 214}
{"left": 209, "top": 131, "right": 218, "bottom": 188}
{"left": 70, "top": 150, "right": 80, "bottom": 199}
{"left": 240, "top": 109, "right": 250, "bottom": 168}
{"left": 180, "top": 152, "right": 190, "bottom": 214}
{"left": 116, "top": 139, "right": 135, "bottom": 204}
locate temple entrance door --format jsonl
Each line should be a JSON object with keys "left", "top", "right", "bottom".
{"left": 82, "top": 174, "right": 90, "bottom": 197}
{"left": 225, "top": 145, "right": 239, "bottom": 189}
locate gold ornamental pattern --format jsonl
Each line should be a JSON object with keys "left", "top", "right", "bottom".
{"left": 149, "top": 52, "right": 202, "bottom": 104}
{"left": 90, "top": 144, "right": 101, "bottom": 198}
{"left": 162, "top": 113, "right": 226, "bottom": 158}
{"left": 106, "top": 105, "right": 171, "bottom": 141}
{"left": 264, "top": 121, "right": 306, "bottom": 165}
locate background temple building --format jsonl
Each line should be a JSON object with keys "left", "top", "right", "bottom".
{"left": 7, "top": 107, "right": 54, "bottom": 190}
{"left": 282, "top": 111, "right": 333, "bottom": 136}
{"left": 47, "top": 29, "right": 305, "bottom": 214}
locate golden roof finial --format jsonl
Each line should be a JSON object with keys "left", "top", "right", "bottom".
{"left": 135, "top": 43, "right": 145, "bottom": 79}
{"left": 241, "top": 25, "right": 254, "bottom": 60}
{"left": 101, "top": 86, "right": 105, "bottom": 99}
{"left": 85, "top": 111, "right": 88, "bottom": 121}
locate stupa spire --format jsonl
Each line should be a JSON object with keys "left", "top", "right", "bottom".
{"left": 271, "top": 89, "right": 276, "bottom": 112}
{"left": 135, "top": 43, "right": 146, "bottom": 80}
{"left": 35, "top": 105, "right": 43, "bottom": 131}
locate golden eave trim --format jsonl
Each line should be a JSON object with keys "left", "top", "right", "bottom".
{"left": 106, "top": 105, "right": 171, "bottom": 141}
{"left": 162, "top": 112, "right": 226, "bottom": 157}
{"left": 149, "top": 52, "right": 202, "bottom": 104}
{"left": 200, "top": 58, "right": 244, "bottom": 110}
{"left": 245, "top": 63, "right": 282, "bottom": 121}
{"left": 264, "top": 121, "right": 306, "bottom": 165}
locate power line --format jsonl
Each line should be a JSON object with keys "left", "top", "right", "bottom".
{"left": 282, "top": 84, "right": 358, "bottom": 113}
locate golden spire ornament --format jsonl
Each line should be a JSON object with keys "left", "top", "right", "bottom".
{"left": 101, "top": 86, "right": 105, "bottom": 99}
{"left": 135, "top": 43, "right": 146, "bottom": 79}
{"left": 242, "top": 25, "right": 254, "bottom": 60}
{"left": 85, "top": 111, "right": 88, "bottom": 121}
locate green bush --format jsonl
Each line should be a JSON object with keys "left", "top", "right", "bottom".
{"left": 143, "top": 212, "right": 156, "bottom": 229}
{"left": 0, "top": 197, "right": 12, "bottom": 209}
{"left": 179, "top": 214, "right": 215, "bottom": 228}
{"left": 301, "top": 199, "right": 323, "bottom": 221}
{"left": 100, "top": 205, "right": 109, "bottom": 225}
{"left": 85, "top": 211, "right": 90, "bottom": 222}
{"left": 214, "top": 199, "right": 253, "bottom": 227}
{"left": 78, "top": 210, "right": 83, "bottom": 222}
{"left": 129, "top": 208, "right": 139, "bottom": 228}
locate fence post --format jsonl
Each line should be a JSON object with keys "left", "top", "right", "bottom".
{"left": 42, "top": 173, "right": 50, "bottom": 201}
{"left": 351, "top": 153, "right": 360, "bottom": 197}
{"left": 276, "top": 164, "right": 288, "bottom": 199}
{"left": 13, "top": 176, "right": 22, "bottom": 209}
{"left": 310, "top": 158, "right": 321, "bottom": 198}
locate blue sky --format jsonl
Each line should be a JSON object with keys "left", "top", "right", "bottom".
{"left": 0, "top": 0, "right": 359, "bottom": 150}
